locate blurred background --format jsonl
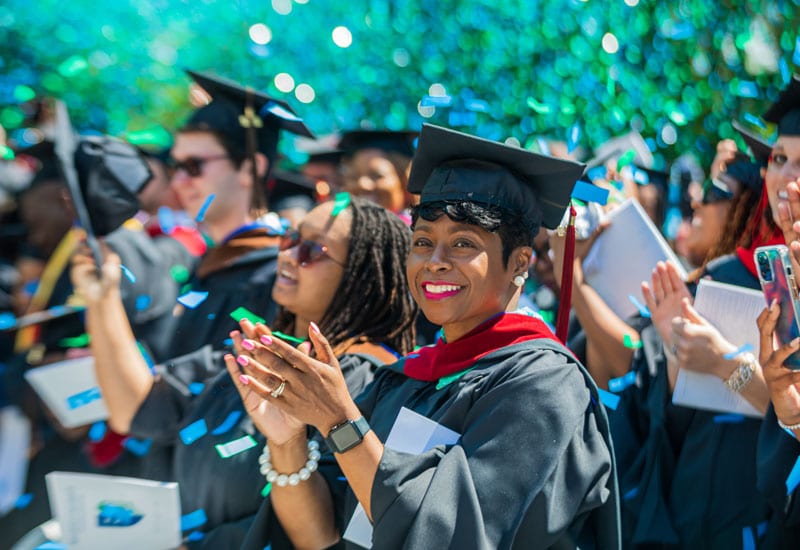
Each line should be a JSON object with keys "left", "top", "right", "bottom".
{"left": 0, "top": 0, "right": 797, "bottom": 167}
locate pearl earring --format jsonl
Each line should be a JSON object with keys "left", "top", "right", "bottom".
{"left": 513, "top": 275, "right": 526, "bottom": 287}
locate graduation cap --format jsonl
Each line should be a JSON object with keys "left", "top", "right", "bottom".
{"left": 732, "top": 120, "right": 772, "bottom": 165}
{"left": 764, "top": 74, "right": 800, "bottom": 136}
{"left": 338, "top": 129, "right": 417, "bottom": 158}
{"left": 185, "top": 70, "right": 315, "bottom": 211}
{"left": 408, "top": 124, "right": 585, "bottom": 230}
{"left": 295, "top": 134, "right": 343, "bottom": 164}
{"left": 267, "top": 169, "right": 317, "bottom": 213}
{"left": 588, "top": 130, "right": 654, "bottom": 171}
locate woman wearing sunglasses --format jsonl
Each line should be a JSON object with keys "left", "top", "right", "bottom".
{"left": 69, "top": 195, "right": 417, "bottom": 548}
{"left": 231, "top": 124, "right": 619, "bottom": 549}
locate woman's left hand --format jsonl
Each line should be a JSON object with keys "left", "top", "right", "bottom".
{"left": 671, "top": 298, "right": 738, "bottom": 378}
{"left": 777, "top": 182, "right": 800, "bottom": 279}
{"left": 758, "top": 302, "right": 800, "bottom": 426}
{"left": 236, "top": 322, "right": 360, "bottom": 435}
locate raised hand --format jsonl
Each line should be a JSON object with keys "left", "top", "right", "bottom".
{"left": 70, "top": 248, "right": 121, "bottom": 303}
{"left": 641, "top": 261, "right": 692, "bottom": 346}
{"left": 670, "top": 298, "right": 738, "bottom": 378}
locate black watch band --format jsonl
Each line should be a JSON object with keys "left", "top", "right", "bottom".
{"left": 324, "top": 416, "right": 371, "bottom": 454}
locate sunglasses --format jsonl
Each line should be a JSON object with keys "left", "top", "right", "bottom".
{"left": 170, "top": 155, "right": 230, "bottom": 177}
{"left": 279, "top": 229, "right": 345, "bottom": 267}
{"left": 701, "top": 177, "right": 734, "bottom": 205}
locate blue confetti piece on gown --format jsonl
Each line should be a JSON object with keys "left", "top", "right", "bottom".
{"left": 713, "top": 413, "right": 745, "bottom": 424}
{"left": 0, "top": 312, "right": 16, "bottom": 329}
{"left": 188, "top": 382, "right": 205, "bottom": 396}
{"left": 195, "top": 194, "right": 216, "bottom": 223}
{"left": 210, "top": 410, "right": 243, "bottom": 435}
{"left": 119, "top": 264, "right": 136, "bottom": 284}
{"left": 623, "top": 487, "right": 638, "bottom": 501}
{"left": 571, "top": 180, "right": 609, "bottom": 205}
{"left": 597, "top": 389, "right": 620, "bottom": 410}
{"left": 158, "top": 206, "right": 176, "bottom": 235}
{"left": 135, "top": 295, "right": 151, "bottom": 311}
{"left": 179, "top": 419, "right": 208, "bottom": 445}
{"left": 207, "top": 313, "right": 216, "bottom": 320}
{"left": 786, "top": 456, "right": 800, "bottom": 495}
{"left": 181, "top": 508, "right": 208, "bottom": 531}
{"left": 34, "top": 543, "right": 68, "bottom": 550}
{"left": 627, "top": 294, "right": 651, "bottom": 318}
{"left": 88, "top": 421, "right": 107, "bottom": 442}
{"left": 757, "top": 520, "right": 768, "bottom": 538}
{"left": 187, "top": 531, "right": 205, "bottom": 541}
{"left": 608, "top": 370, "right": 636, "bottom": 393}
{"left": 123, "top": 437, "right": 152, "bottom": 456}
{"left": 223, "top": 338, "right": 234, "bottom": 347}
{"left": 742, "top": 526, "right": 756, "bottom": 550}
{"left": 15, "top": 493, "right": 33, "bottom": 509}
{"left": 177, "top": 291, "right": 209, "bottom": 309}
{"left": 723, "top": 343, "right": 754, "bottom": 360}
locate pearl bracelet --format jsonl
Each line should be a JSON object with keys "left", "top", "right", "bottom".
{"left": 777, "top": 417, "right": 800, "bottom": 431}
{"left": 258, "top": 440, "right": 321, "bottom": 487}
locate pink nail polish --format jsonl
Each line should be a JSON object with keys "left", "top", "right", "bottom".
{"left": 309, "top": 321, "right": 320, "bottom": 334}
{"left": 260, "top": 335, "right": 272, "bottom": 345}
{"left": 236, "top": 355, "right": 249, "bottom": 367}
{"left": 239, "top": 374, "right": 250, "bottom": 385}
{"left": 241, "top": 339, "right": 255, "bottom": 351}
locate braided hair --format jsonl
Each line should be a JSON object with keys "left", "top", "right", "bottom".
{"left": 272, "top": 196, "right": 418, "bottom": 356}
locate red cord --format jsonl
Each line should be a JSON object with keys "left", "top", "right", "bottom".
{"left": 555, "top": 204, "right": 577, "bottom": 343}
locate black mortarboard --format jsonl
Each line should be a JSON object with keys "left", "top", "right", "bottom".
{"left": 294, "top": 134, "right": 343, "bottom": 164}
{"left": 764, "top": 74, "right": 800, "bottom": 136}
{"left": 588, "top": 130, "right": 654, "bottom": 170}
{"left": 732, "top": 120, "right": 773, "bottom": 165}
{"left": 407, "top": 124, "right": 585, "bottom": 230}
{"left": 338, "top": 130, "right": 417, "bottom": 158}
{"left": 721, "top": 154, "right": 763, "bottom": 193}
{"left": 267, "top": 169, "right": 317, "bottom": 213}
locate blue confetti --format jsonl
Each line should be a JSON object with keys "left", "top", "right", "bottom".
{"left": 179, "top": 419, "right": 208, "bottom": 445}
{"left": 608, "top": 370, "right": 636, "bottom": 393}
{"left": 536, "top": 137, "right": 551, "bottom": 156}
{"left": 464, "top": 99, "right": 489, "bottom": 112}
{"left": 207, "top": 313, "right": 216, "bottom": 320}
{"left": 66, "top": 386, "right": 102, "bottom": 410}
{"left": 195, "top": 194, "right": 216, "bottom": 223}
{"left": 743, "top": 112, "right": 767, "bottom": 130}
{"left": 757, "top": 521, "right": 768, "bottom": 538}
{"left": 15, "top": 493, "right": 33, "bottom": 509}
{"left": 123, "top": 437, "right": 152, "bottom": 456}
{"left": 737, "top": 80, "right": 760, "bottom": 99}
{"left": 187, "top": 531, "right": 205, "bottom": 542}
{"left": 571, "top": 180, "right": 609, "bottom": 205}
{"left": 180, "top": 508, "right": 208, "bottom": 531}
{"left": 210, "top": 410, "right": 243, "bottom": 435}
{"left": 628, "top": 294, "right": 651, "bottom": 318}
{"left": 623, "top": 487, "right": 638, "bottom": 501}
{"left": 177, "top": 291, "right": 209, "bottom": 309}
{"left": 188, "top": 382, "right": 205, "bottom": 396}
{"left": 337, "top": 476, "right": 347, "bottom": 481}
{"left": 223, "top": 338, "right": 234, "bottom": 346}
{"left": 723, "top": 344, "right": 754, "bottom": 360}
{"left": 158, "top": 206, "right": 176, "bottom": 235}
{"left": 23, "top": 280, "right": 39, "bottom": 295}
{"left": 742, "top": 526, "right": 756, "bottom": 550}
{"left": 119, "top": 264, "right": 136, "bottom": 284}
{"left": 786, "top": 456, "right": 800, "bottom": 495}
{"left": 586, "top": 166, "right": 607, "bottom": 182}
{"left": 793, "top": 37, "right": 800, "bottom": 67}
{"left": 34, "top": 543, "right": 68, "bottom": 550}
{"left": 631, "top": 167, "right": 650, "bottom": 185}
{"left": 0, "top": 312, "right": 16, "bottom": 330}
{"left": 135, "top": 295, "right": 151, "bottom": 311}
{"left": 88, "top": 421, "right": 107, "bottom": 442}
{"left": 713, "top": 413, "right": 745, "bottom": 424}
{"left": 597, "top": 388, "right": 620, "bottom": 410}
{"left": 780, "top": 57, "right": 791, "bottom": 85}
{"left": 567, "top": 123, "right": 580, "bottom": 154}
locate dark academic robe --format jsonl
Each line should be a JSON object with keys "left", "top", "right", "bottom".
{"left": 129, "top": 344, "right": 385, "bottom": 549}
{"left": 610, "top": 254, "right": 792, "bottom": 548}
{"left": 164, "top": 227, "right": 280, "bottom": 360}
{"left": 244, "top": 337, "right": 620, "bottom": 549}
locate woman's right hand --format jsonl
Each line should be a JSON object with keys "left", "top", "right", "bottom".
{"left": 641, "top": 260, "right": 692, "bottom": 345}
{"left": 70, "top": 248, "right": 122, "bottom": 304}
{"left": 225, "top": 322, "right": 306, "bottom": 445}
{"left": 758, "top": 302, "right": 800, "bottom": 427}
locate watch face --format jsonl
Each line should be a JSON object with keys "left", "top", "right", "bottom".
{"left": 330, "top": 423, "right": 361, "bottom": 451}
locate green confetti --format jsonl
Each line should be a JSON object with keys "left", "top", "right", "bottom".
{"left": 271, "top": 331, "right": 307, "bottom": 345}
{"left": 261, "top": 483, "right": 272, "bottom": 497}
{"left": 60, "top": 333, "right": 90, "bottom": 348}
{"left": 331, "top": 192, "right": 351, "bottom": 217}
{"left": 616, "top": 149, "right": 637, "bottom": 172}
{"left": 526, "top": 97, "right": 552, "bottom": 114}
{"left": 229, "top": 307, "right": 266, "bottom": 326}
{"left": 623, "top": 334, "right": 642, "bottom": 350}
{"left": 169, "top": 265, "right": 190, "bottom": 284}
{"left": 436, "top": 366, "right": 477, "bottom": 390}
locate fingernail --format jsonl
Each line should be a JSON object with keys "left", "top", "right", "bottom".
{"left": 241, "top": 339, "right": 255, "bottom": 351}
{"left": 260, "top": 335, "right": 272, "bottom": 345}
{"left": 229, "top": 330, "right": 239, "bottom": 338}
{"left": 239, "top": 374, "right": 250, "bottom": 385}
{"left": 309, "top": 321, "right": 320, "bottom": 335}
{"left": 236, "top": 355, "right": 249, "bottom": 367}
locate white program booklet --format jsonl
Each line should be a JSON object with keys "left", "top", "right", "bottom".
{"left": 671, "top": 279, "right": 765, "bottom": 417}
{"left": 24, "top": 356, "right": 109, "bottom": 428}
{"left": 582, "top": 198, "right": 687, "bottom": 319}
{"left": 45, "top": 472, "right": 181, "bottom": 550}
{"left": 343, "top": 407, "right": 461, "bottom": 549}
{"left": 0, "top": 406, "right": 31, "bottom": 516}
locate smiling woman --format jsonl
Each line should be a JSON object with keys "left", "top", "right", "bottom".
{"left": 234, "top": 124, "right": 620, "bottom": 549}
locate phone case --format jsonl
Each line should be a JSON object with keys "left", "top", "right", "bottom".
{"left": 755, "top": 245, "right": 800, "bottom": 369}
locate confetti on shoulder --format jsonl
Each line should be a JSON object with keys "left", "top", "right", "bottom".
{"left": 119, "top": 264, "right": 136, "bottom": 283}
{"left": 195, "top": 194, "right": 216, "bottom": 223}
{"left": 177, "top": 291, "right": 209, "bottom": 309}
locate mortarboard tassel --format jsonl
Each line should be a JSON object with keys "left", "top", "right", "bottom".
{"left": 555, "top": 203, "right": 577, "bottom": 343}
{"left": 240, "top": 89, "right": 268, "bottom": 215}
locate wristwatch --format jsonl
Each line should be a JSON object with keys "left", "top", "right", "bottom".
{"left": 324, "top": 416, "right": 371, "bottom": 454}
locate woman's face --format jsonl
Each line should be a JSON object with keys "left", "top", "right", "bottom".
{"left": 683, "top": 193, "right": 732, "bottom": 267}
{"left": 407, "top": 214, "right": 528, "bottom": 341}
{"left": 342, "top": 149, "right": 407, "bottom": 213}
{"left": 765, "top": 135, "right": 800, "bottom": 224}
{"left": 271, "top": 201, "right": 351, "bottom": 324}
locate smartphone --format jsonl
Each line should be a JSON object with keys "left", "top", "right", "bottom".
{"left": 755, "top": 245, "right": 800, "bottom": 369}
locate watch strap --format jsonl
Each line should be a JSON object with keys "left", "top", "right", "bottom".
{"left": 325, "top": 416, "right": 371, "bottom": 453}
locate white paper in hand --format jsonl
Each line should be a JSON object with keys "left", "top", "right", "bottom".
{"left": 582, "top": 198, "right": 687, "bottom": 319}
{"left": 343, "top": 407, "right": 460, "bottom": 549}
{"left": 24, "top": 356, "right": 109, "bottom": 428}
{"left": 45, "top": 472, "right": 181, "bottom": 550}
{"left": 0, "top": 406, "right": 31, "bottom": 516}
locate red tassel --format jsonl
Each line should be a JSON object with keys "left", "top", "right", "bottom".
{"left": 555, "top": 204, "right": 577, "bottom": 343}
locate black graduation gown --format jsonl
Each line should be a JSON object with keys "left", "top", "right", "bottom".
{"left": 128, "top": 345, "right": 381, "bottom": 549}
{"left": 244, "top": 338, "right": 620, "bottom": 549}
{"left": 610, "top": 254, "right": 790, "bottom": 548}
{"left": 165, "top": 229, "right": 280, "bottom": 360}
